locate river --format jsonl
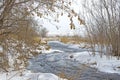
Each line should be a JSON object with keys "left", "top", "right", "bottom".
{"left": 27, "top": 41, "right": 120, "bottom": 80}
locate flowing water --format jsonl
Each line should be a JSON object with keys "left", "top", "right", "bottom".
{"left": 27, "top": 41, "right": 120, "bottom": 80}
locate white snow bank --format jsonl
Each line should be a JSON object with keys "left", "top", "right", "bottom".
{"left": 68, "top": 43, "right": 91, "bottom": 49}
{"left": 42, "top": 49, "right": 64, "bottom": 53}
{"left": 70, "top": 51, "right": 120, "bottom": 74}
{"left": 0, "top": 70, "right": 67, "bottom": 80}
{"left": 68, "top": 44, "right": 80, "bottom": 49}
{"left": 48, "top": 41, "right": 69, "bottom": 46}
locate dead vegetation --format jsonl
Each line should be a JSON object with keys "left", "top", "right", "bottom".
{"left": 0, "top": 18, "right": 50, "bottom": 71}
{"left": 60, "top": 35, "right": 87, "bottom": 44}
{"left": 81, "top": 0, "right": 120, "bottom": 58}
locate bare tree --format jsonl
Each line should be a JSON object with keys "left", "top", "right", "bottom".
{"left": 39, "top": 27, "right": 48, "bottom": 38}
{"left": 82, "top": 0, "right": 120, "bottom": 58}
{"left": 0, "top": 0, "right": 85, "bottom": 71}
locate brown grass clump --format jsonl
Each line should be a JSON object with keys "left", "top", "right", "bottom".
{"left": 60, "top": 36, "right": 88, "bottom": 44}
{"left": 0, "top": 24, "right": 50, "bottom": 71}
{"left": 60, "top": 36, "right": 70, "bottom": 43}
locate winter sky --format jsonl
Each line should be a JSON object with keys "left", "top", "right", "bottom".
{"left": 35, "top": 0, "right": 86, "bottom": 36}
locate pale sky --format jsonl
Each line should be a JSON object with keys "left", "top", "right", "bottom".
{"left": 35, "top": 0, "right": 86, "bottom": 36}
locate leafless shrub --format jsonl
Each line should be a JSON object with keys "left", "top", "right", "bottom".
{"left": 39, "top": 27, "right": 48, "bottom": 38}
{"left": 82, "top": 0, "right": 120, "bottom": 58}
{"left": 0, "top": 17, "right": 42, "bottom": 71}
{"left": 0, "top": 0, "right": 85, "bottom": 72}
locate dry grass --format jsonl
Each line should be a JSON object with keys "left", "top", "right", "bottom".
{"left": 0, "top": 25, "right": 50, "bottom": 71}
{"left": 83, "top": 0, "right": 120, "bottom": 57}
{"left": 57, "top": 72, "right": 74, "bottom": 80}
{"left": 56, "top": 64, "right": 90, "bottom": 80}
{"left": 60, "top": 36, "right": 89, "bottom": 44}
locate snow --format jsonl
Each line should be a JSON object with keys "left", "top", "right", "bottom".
{"left": 1, "top": 40, "right": 120, "bottom": 80}
{"left": 46, "top": 41, "right": 120, "bottom": 74}
{"left": 68, "top": 44, "right": 86, "bottom": 49}
{"left": 41, "top": 41, "right": 120, "bottom": 74}
{"left": 45, "top": 41, "right": 120, "bottom": 74}
{"left": 65, "top": 42, "right": 91, "bottom": 49}
{"left": 42, "top": 49, "right": 64, "bottom": 53}
{"left": 33, "top": 0, "right": 86, "bottom": 36}
{"left": 0, "top": 70, "right": 67, "bottom": 80}
{"left": 71, "top": 51, "right": 120, "bottom": 74}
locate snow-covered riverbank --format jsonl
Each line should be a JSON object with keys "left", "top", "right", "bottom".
{"left": 0, "top": 70, "right": 67, "bottom": 80}
{"left": 46, "top": 41, "right": 120, "bottom": 74}
{"left": 1, "top": 41, "right": 120, "bottom": 80}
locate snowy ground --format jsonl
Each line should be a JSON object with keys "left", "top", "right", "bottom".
{"left": 46, "top": 41, "right": 120, "bottom": 74}
{"left": 66, "top": 42, "right": 120, "bottom": 74}
{"left": 1, "top": 41, "right": 120, "bottom": 80}
{"left": 0, "top": 70, "right": 67, "bottom": 80}
{"left": 72, "top": 51, "right": 120, "bottom": 74}
{"left": 42, "top": 50, "right": 120, "bottom": 74}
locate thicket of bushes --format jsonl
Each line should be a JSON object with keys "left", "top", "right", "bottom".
{"left": 0, "top": 19, "right": 50, "bottom": 71}
{"left": 82, "top": 0, "right": 120, "bottom": 58}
